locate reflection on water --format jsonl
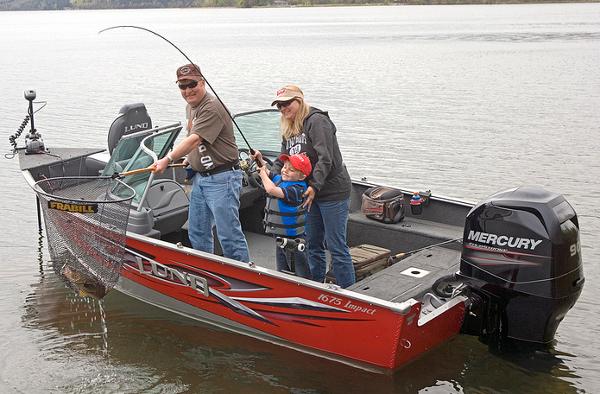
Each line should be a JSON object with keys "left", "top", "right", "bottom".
{"left": 22, "top": 233, "right": 109, "bottom": 357}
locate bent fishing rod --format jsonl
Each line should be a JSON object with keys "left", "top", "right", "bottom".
{"left": 98, "top": 25, "right": 257, "bottom": 157}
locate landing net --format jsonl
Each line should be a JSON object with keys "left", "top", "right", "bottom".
{"left": 34, "top": 176, "right": 136, "bottom": 298}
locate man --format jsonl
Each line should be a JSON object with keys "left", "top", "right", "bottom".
{"left": 154, "top": 64, "right": 249, "bottom": 262}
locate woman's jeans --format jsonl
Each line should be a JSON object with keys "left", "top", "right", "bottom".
{"left": 306, "top": 198, "right": 355, "bottom": 288}
{"left": 188, "top": 169, "right": 250, "bottom": 262}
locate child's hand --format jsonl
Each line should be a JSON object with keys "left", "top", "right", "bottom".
{"left": 251, "top": 150, "right": 264, "bottom": 166}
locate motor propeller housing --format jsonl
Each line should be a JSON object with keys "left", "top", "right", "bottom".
{"left": 458, "top": 186, "right": 584, "bottom": 344}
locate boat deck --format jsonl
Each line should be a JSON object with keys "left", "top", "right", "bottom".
{"left": 244, "top": 230, "right": 461, "bottom": 303}
{"left": 17, "top": 147, "right": 104, "bottom": 172}
{"left": 245, "top": 231, "right": 277, "bottom": 270}
{"left": 348, "top": 246, "right": 461, "bottom": 302}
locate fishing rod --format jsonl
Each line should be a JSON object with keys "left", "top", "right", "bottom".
{"left": 98, "top": 25, "right": 256, "bottom": 156}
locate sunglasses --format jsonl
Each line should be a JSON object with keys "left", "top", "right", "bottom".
{"left": 178, "top": 80, "right": 199, "bottom": 90}
{"left": 276, "top": 99, "right": 296, "bottom": 110}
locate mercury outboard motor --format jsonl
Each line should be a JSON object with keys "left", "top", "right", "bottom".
{"left": 107, "top": 103, "right": 152, "bottom": 154}
{"left": 458, "top": 186, "right": 584, "bottom": 345}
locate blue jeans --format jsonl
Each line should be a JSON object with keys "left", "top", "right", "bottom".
{"left": 275, "top": 237, "right": 311, "bottom": 279}
{"left": 188, "top": 169, "right": 250, "bottom": 262}
{"left": 306, "top": 198, "right": 355, "bottom": 288}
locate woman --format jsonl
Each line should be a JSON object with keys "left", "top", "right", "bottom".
{"left": 255, "top": 85, "right": 355, "bottom": 288}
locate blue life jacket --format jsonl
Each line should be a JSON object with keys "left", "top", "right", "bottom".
{"left": 264, "top": 177, "right": 307, "bottom": 237}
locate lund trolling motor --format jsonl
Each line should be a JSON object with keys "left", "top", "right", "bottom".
{"left": 7, "top": 89, "right": 46, "bottom": 156}
{"left": 23, "top": 90, "right": 46, "bottom": 154}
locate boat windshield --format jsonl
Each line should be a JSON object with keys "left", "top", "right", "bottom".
{"left": 101, "top": 124, "right": 182, "bottom": 203}
{"left": 233, "top": 109, "right": 281, "bottom": 154}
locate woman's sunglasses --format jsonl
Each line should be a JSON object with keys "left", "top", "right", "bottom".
{"left": 178, "top": 80, "right": 199, "bottom": 90}
{"left": 276, "top": 99, "right": 296, "bottom": 110}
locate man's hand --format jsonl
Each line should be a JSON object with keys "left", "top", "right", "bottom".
{"left": 152, "top": 157, "right": 169, "bottom": 174}
{"left": 302, "top": 186, "right": 315, "bottom": 211}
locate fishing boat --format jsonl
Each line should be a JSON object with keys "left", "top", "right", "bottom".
{"left": 13, "top": 96, "right": 584, "bottom": 373}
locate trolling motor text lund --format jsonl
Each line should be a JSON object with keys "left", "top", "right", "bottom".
{"left": 10, "top": 92, "right": 584, "bottom": 372}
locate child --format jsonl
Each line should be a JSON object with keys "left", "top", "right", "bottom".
{"left": 258, "top": 153, "right": 312, "bottom": 279}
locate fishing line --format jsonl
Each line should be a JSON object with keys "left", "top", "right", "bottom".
{"left": 98, "top": 25, "right": 256, "bottom": 154}
{"left": 403, "top": 237, "right": 463, "bottom": 258}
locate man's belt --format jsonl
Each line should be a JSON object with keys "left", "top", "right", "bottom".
{"left": 197, "top": 161, "right": 240, "bottom": 177}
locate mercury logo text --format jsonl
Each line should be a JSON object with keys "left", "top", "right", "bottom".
{"left": 468, "top": 230, "right": 542, "bottom": 250}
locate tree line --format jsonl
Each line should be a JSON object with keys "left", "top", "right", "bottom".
{"left": 0, "top": 0, "right": 588, "bottom": 10}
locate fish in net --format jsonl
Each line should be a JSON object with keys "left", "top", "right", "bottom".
{"left": 34, "top": 176, "right": 136, "bottom": 298}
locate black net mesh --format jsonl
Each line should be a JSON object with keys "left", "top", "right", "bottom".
{"left": 34, "top": 176, "right": 135, "bottom": 298}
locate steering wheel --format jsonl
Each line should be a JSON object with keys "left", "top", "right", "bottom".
{"left": 238, "top": 148, "right": 273, "bottom": 189}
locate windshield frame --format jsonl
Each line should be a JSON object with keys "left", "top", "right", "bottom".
{"left": 233, "top": 109, "right": 282, "bottom": 156}
{"left": 102, "top": 122, "right": 182, "bottom": 207}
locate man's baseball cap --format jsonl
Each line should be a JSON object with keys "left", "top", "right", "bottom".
{"left": 271, "top": 85, "right": 304, "bottom": 106}
{"left": 176, "top": 64, "right": 203, "bottom": 82}
{"left": 279, "top": 153, "right": 312, "bottom": 177}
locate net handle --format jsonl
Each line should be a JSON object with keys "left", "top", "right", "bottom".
{"left": 116, "top": 163, "right": 186, "bottom": 178}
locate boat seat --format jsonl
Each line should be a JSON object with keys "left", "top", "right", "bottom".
{"left": 347, "top": 212, "right": 463, "bottom": 256}
{"left": 142, "top": 179, "right": 189, "bottom": 236}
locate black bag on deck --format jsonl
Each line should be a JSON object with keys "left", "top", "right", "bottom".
{"left": 361, "top": 186, "right": 405, "bottom": 224}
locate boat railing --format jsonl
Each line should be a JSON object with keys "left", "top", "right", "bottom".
{"left": 102, "top": 122, "right": 182, "bottom": 211}
{"left": 135, "top": 124, "right": 182, "bottom": 211}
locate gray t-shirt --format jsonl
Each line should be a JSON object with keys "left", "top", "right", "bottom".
{"left": 186, "top": 93, "right": 239, "bottom": 172}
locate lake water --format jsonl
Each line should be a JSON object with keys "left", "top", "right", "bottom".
{"left": 1, "top": 4, "right": 599, "bottom": 393}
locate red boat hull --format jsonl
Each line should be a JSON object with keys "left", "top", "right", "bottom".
{"left": 119, "top": 234, "right": 466, "bottom": 372}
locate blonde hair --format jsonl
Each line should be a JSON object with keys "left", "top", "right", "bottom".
{"left": 279, "top": 85, "right": 310, "bottom": 140}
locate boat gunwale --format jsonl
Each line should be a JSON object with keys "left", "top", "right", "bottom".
{"left": 125, "top": 230, "right": 421, "bottom": 315}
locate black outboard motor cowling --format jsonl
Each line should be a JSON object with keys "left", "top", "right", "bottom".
{"left": 107, "top": 103, "right": 152, "bottom": 154}
{"left": 459, "top": 186, "right": 584, "bottom": 344}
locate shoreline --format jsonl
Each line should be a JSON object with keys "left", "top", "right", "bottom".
{"left": 2, "top": 0, "right": 599, "bottom": 11}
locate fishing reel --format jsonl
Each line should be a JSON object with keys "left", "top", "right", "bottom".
{"left": 276, "top": 237, "right": 306, "bottom": 252}
{"left": 23, "top": 89, "right": 46, "bottom": 155}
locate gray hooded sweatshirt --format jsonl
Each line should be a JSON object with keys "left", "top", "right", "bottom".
{"left": 272, "top": 107, "right": 351, "bottom": 201}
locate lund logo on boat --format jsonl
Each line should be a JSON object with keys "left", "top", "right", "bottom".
{"left": 125, "top": 253, "right": 209, "bottom": 297}
{"left": 467, "top": 230, "right": 542, "bottom": 250}
{"left": 124, "top": 122, "right": 149, "bottom": 133}
{"left": 48, "top": 200, "right": 98, "bottom": 214}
